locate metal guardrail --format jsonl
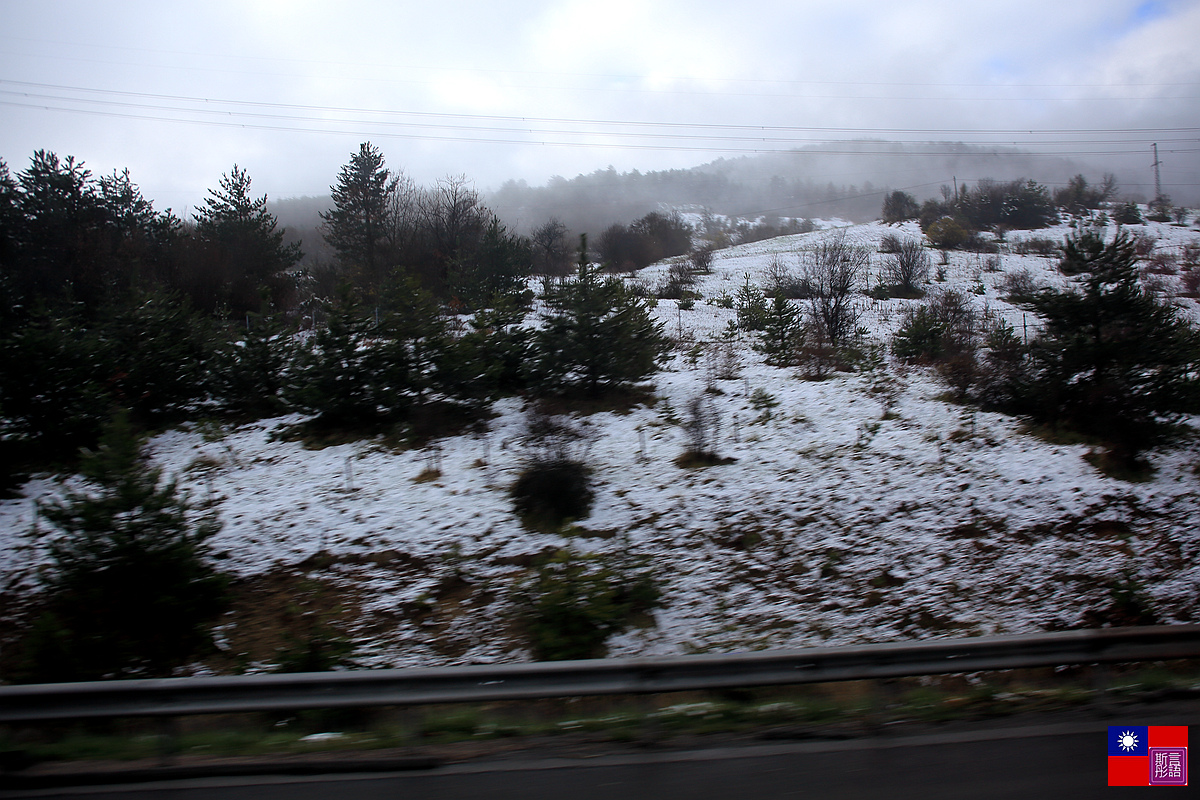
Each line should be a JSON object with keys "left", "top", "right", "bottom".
{"left": 1, "top": 624, "right": 1198, "bottom": 723}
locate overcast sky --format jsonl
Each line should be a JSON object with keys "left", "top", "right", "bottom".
{"left": 2, "top": 0, "right": 1197, "bottom": 216}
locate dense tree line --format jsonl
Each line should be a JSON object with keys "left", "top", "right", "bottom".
{"left": 2, "top": 145, "right": 670, "bottom": 682}
{"left": 0, "top": 145, "right": 668, "bottom": 472}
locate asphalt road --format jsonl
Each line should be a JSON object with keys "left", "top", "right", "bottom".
{"left": 1, "top": 718, "right": 1169, "bottom": 800}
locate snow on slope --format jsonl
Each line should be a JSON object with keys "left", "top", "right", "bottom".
{"left": 2, "top": 218, "right": 1198, "bottom": 670}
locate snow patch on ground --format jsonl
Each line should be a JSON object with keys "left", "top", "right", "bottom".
{"left": 3, "top": 218, "right": 1198, "bottom": 668}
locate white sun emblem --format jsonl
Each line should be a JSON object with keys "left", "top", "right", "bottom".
{"left": 1118, "top": 731, "right": 1139, "bottom": 752}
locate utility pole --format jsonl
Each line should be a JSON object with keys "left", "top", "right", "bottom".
{"left": 1152, "top": 143, "right": 1163, "bottom": 200}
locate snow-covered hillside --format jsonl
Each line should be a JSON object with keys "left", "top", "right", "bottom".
{"left": 3, "top": 217, "right": 1198, "bottom": 672}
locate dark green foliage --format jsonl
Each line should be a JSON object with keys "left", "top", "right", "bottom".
{"left": 881, "top": 190, "right": 919, "bottom": 223}
{"left": 272, "top": 623, "right": 355, "bottom": 673}
{"left": 191, "top": 165, "right": 301, "bottom": 315}
{"left": 998, "top": 179, "right": 1057, "bottom": 229}
{"left": 21, "top": 412, "right": 229, "bottom": 681}
{"left": 1057, "top": 230, "right": 1134, "bottom": 276}
{"left": 210, "top": 309, "right": 295, "bottom": 418}
{"left": 510, "top": 459, "right": 594, "bottom": 529}
{"left": 1113, "top": 202, "right": 1143, "bottom": 225}
{"left": 321, "top": 142, "right": 396, "bottom": 294}
{"left": 449, "top": 216, "right": 533, "bottom": 310}
{"left": 0, "top": 293, "right": 217, "bottom": 454}
{"left": 734, "top": 275, "right": 768, "bottom": 331}
{"left": 288, "top": 288, "right": 388, "bottom": 427}
{"left": 99, "top": 292, "right": 218, "bottom": 423}
{"left": 892, "top": 305, "right": 950, "bottom": 363}
{"left": 444, "top": 300, "right": 533, "bottom": 399}
{"left": 0, "top": 309, "right": 112, "bottom": 455}
{"left": 919, "top": 178, "right": 1055, "bottom": 242}
{"left": 1083, "top": 570, "right": 1158, "bottom": 627}
{"left": 1003, "top": 232, "right": 1200, "bottom": 461}
{"left": 892, "top": 290, "right": 990, "bottom": 400}
{"left": 519, "top": 549, "right": 661, "bottom": 661}
{"left": 376, "top": 275, "right": 450, "bottom": 399}
{"left": 534, "top": 236, "right": 669, "bottom": 397}
{"left": 0, "top": 151, "right": 182, "bottom": 321}
{"left": 753, "top": 294, "right": 803, "bottom": 366}
{"left": 925, "top": 217, "right": 971, "bottom": 250}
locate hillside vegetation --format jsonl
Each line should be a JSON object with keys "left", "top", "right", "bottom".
{"left": 2, "top": 145, "right": 1199, "bottom": 681}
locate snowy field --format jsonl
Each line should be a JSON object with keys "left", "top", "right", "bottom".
{"left": 3, "top": 217, "right": 1199, "bottom": 671}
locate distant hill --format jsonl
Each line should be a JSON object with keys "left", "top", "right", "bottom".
{"left": 483, "top": 141, "right": 1115, "bottom": 236}
{"left": 272, "top": 140, "right": 1193, "bottom": 264}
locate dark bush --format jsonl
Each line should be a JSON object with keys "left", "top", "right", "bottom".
{"left": 764, "top": 254, "right": 813, "bottom": 299}
{"left": 519, "top": 549, "right": 661, "bottom": 661}
{"left": 1011, "top": 236, "right": 1060, "bottom": 256}
{"left": 1113, "top": 202, "right": 1143, "bottom": 225}
{"left": 999, "top": 269, "right": 1042, "bottom": 305}
{"left": 1003, "top": 232, "right": 1200, "bottom": 463}
{"left": 511, "top": 459, "right": 594, "bottom": 529}
{"left": 881, "top": 239, "right": 930, "bottom": 296}
{"left": 882, "top": 190, "right": 920, "bottom": 223}
{"left": 18, "top": 412, "right": 229, "bottom": 682}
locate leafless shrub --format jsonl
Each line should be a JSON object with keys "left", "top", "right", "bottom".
{"left": 878, "top": 233, "right": 903, "bottom": 254}
{"left": 999, "top": 268, "right": 1042, "bottom": 304}
{"left": 688, "top": 245, "right": 715, "bottom": 275}
{"left": 705, "top": 338, "right": 741, "bottom": 383}
{"left": 1131, "top": 232, "right": 1157, "bottom": 258}
{"left": 1181, "top": 268, "right": 1200, "bottom": 296}
{"left": 1011, "top": 236, "right": 1060, "bottom": 256}
{"left": 681, "top": 394, "right": 721, "bottom": 458}
{"left": 804, "top": 230, "right": 868, "bottom": 346}
{"left": 881, "top": 239, "right": 930, "bottom": 296}
{"left": 522, "top": 405, "right": 592, "bottom": 462}
{"left": 765, "top": 253, "right": 813, "bottom": 299}
{"left": 1182, "top": 240, "right": 1200, "bottom": 268}
{"left": 1144, "top": 250, "right": 1179, "bottom": 275}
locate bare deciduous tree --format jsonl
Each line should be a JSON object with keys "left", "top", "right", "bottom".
{"left": 531, "top": 218, "right": 572, "bottom": 276}
{"left": 882, "top": 238, "right": 930, "bottom": 296}
{"left": 804, "top": 230, "right": 868, "bottom": 346}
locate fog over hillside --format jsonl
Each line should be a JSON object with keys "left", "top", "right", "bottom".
{"left": 271, "top": 141, "right": 1197, "bottom": 262}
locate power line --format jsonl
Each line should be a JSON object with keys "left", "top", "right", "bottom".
{"left": 3, "top": 87, "right": 1195, "bottom": 151}
{"left": 8, "top": 98, "right": 1197, "bottom": 161}
{"left": 8, "top": 36, "right": 1197, "bottom": 90}
{"left": 2, "top": 80, "right": 1197, "bottom": 164}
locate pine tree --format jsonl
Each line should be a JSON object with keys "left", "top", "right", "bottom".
{"left": 321, "top": 142, "right": 396, "bottom": 294}
{"left": 193, "top": 165, "right": 301, "bottom": 315}
{"left": 534, "top": 236, "right": 669, "bottom": 397}
{"left": 1017, "top": 232, "right": 1200, "bottom": 461}
{"left": 0, "top": 308, "right": 111, "bottom": 455}
{"left": 754, "top": 294, "right": 803, "bottom": 366}
{"left": 448, "top": 216, "right": 532, "bottom": 311}
{"left": 288, "top": 287, "right": 387, "bottom": 427}
{"left": 211, "top": 306, "right": 295, "bottom": 418}
{"left": 25, "top": 412, "right": 228, "bottom": 680}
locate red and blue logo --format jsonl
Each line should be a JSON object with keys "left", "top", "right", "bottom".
{"left": 1108, "top": 726, "right": 1188, "bottom": 786}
